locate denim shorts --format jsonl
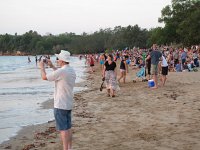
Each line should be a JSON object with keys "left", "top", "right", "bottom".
{"left": 54, "top": 108, "right": 72, "bottom": 131}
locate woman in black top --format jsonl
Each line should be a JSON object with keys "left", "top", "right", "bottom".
{"left": 118, "top": 56, "right": 128, "bottom": 83}
{"left": 102, "top": 54, "right": 117, "bottom": 97}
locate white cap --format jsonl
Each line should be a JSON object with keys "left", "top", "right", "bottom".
{"left": 55, "top": 50, "right": 71, "bottom": 62}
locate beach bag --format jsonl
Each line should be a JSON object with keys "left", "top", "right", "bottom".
{"left": 100, "top": 77, "right": 105, "bottom": 91}
{"left": 193, "top": 68, "right": 198, "bottom": 72}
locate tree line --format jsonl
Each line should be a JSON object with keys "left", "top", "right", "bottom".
{"left": 0, "top": 0, "right": 199, "bottom": 55}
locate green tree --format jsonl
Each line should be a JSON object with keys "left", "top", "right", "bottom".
{"left": 158, "top": 0, "right": 200, "bottom": 46}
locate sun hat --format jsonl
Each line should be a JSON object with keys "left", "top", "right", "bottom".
{"left": 55, "top": 50, "right": 71, "bottom": 62}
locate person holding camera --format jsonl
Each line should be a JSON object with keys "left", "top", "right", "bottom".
{"left": 39, "top": 50, "right": 76, "bottom": 150}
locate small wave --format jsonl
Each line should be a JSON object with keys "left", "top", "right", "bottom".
{"left": 0, "top": 86, "right": 53, "bottom": 96}
{"left": 3, "top": 77, "right": 41, "bottom": 83}
{"left": 0, "top": 127, "right": 13, "bottom": 130}
{"left": 0, "top": 91, "right": 51, "bottom": 95}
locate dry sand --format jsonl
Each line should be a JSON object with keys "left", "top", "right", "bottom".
{"left": 1, "top": 63, "right": 200, "bottom": 150}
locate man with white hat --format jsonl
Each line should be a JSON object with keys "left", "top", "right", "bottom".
{"left": 40, "top": 50, "right": 76, "bottom": 150}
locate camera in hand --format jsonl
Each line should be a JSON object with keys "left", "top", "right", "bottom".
{"left": 43, "top": 59, "right": 47, "bottom": 63}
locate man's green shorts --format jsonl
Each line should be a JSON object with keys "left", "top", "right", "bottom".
{"left": 151, "top": 64, "right": 158, "bottom": 75}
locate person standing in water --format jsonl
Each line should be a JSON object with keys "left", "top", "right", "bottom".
{"left": 89, "top": 54, "right": 95, "bottom": 72}
{"left": 28, "top": 56, "right": 31, "bottom": 63}
{"left": 35, "top": 55, "right": 38, "bottom": 65}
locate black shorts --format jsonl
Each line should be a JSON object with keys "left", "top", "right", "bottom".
{"left": 147, "top": 66, "right": 151, "bottom": 75}
{"left": 90, "top": 64, "right": 94, "bottom": 67}
{"left": 162, "top": 66, "right": 168, "bottom": 75}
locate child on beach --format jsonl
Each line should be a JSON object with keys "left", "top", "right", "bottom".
{"left": 161, "top": 55, "right": 168, "bottom": 86}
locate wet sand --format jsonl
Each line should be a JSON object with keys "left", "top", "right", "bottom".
{"left": 1, "top": 64, "right": 200, "bottom": 150}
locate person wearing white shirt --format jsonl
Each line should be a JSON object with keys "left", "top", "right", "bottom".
{"left": 161, "top": 55, "right": 168, "bottom": 86}
{"left": 40, "top": 50, "right": 76, "bottom": 150}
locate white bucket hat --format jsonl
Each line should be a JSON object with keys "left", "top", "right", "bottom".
{"left": 55, "top": 50, "right": 71, "bottom": 62}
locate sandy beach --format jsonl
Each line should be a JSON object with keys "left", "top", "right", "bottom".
{"left": 1, "top": 63, "right": 200, "bottom": 150}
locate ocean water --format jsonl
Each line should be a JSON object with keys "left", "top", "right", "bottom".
{"left": 0, "top": 56, "right": 87, "bottom": 144}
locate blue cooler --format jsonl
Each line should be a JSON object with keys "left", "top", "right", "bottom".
{"left": 148, "top": 80, "right": 155, "bottom": 87}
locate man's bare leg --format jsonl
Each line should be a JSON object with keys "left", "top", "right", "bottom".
{"left": 60, "top": 130, "right": 70, "bottom": 150}
{"left": 151, "top": 74, "right": 158, "bottom": 89}
{"left": 68, "top": 128, "right": 72, "bottom": 149}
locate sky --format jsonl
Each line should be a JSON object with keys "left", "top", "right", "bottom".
{"left": 0, "top": 0, "right": 172, "bottom": 35}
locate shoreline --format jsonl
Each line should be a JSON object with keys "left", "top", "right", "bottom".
{"left": 1, "top": 63, "right": 200, "bottom": 150}
{"left": 0, "top": 64, "right": 90, "bottom": 149}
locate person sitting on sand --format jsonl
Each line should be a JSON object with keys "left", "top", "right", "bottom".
{"left": 182, "top": 61, "right": 189, "bottom": 71}
{"left": 193, "top": 50, "right": 199, "bottom": 67}
{"left": 181, "top": 49, "right": 187, "bottom": 67}
{"left": 175, "top": 60, "right": 182, "bottom": 72}
{"left": 102, "top": 54, "right": 117, "bottom": 97}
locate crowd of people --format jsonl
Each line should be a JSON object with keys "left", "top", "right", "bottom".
{"left": 84, "top": 44, "right": 200, "bottom": 95}
{"left": 36, "top": 46, "right": 199, "bottom": 150}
